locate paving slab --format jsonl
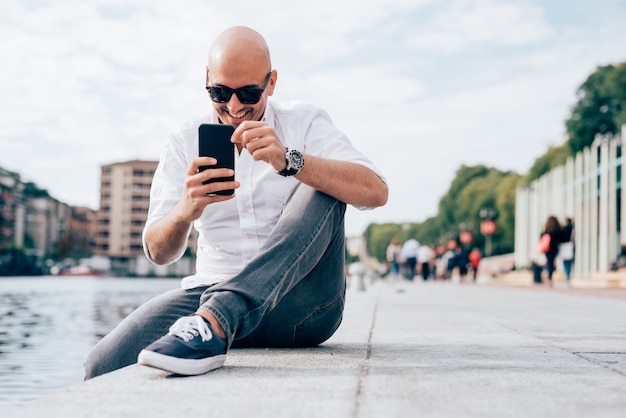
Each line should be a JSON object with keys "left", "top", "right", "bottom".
{"left": 5, "top": 281, "right": 626, "bottom": 418}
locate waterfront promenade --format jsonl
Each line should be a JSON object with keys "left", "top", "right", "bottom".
{"left": 5, "top": 278, "right": 626, "bottom": 418}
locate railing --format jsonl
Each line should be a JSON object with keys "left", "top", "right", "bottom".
{"left": 515, "top": 125, "right": 626, "bottom": 279}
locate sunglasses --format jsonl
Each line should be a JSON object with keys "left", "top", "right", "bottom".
{"left": 206, "top": 72, "right": 272, "bottom": 105}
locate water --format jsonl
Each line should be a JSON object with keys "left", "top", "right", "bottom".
{"left": 0, "top": 275, "right": 180, "bottom": 411}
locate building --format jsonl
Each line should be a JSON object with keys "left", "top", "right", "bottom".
{"left": 95, "top": 160, "right": 155, "bottom": 274}
{"left": 57, "top": 206, "right": 97, "bottom": 260}
{"left": 94, "top": 160, "right": 195, "bottom": 276}
{"left": 25, "top": 196, "right": 70, "bottom": 260}
{"left": 0, "top": 167, "right": 25, "bottom": 250}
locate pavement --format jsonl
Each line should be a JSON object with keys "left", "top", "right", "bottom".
{"left": 5, "top": 277, "right": 626, "bottom": 418}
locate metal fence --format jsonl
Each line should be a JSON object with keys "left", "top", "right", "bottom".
{"left": 515, "top": 125, "right": 626, "bottom": 279}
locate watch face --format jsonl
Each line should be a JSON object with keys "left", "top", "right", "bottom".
{"left": 288, "top": 150, "right": 304, "bottom": 169}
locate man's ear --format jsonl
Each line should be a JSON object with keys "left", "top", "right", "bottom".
{"left": 267, "top": 70, "right": 278, "bottom": 96}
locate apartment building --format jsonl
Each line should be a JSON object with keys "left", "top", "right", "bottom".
{"left": 95, "top": 160, "right": 156, "bottom": 262}
{"left": 94, "top": 160, "right": 195, "bottom": 276}
{"left": 0, "top": 167, "right": 25, "bottom": 250}
{"left": 25, "top": 196, "right": 71, "bottom": 259}
{"left": 61, "top": 206, "right": 97, "bottom": 259}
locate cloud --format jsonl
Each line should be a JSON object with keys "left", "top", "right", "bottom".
{"left": 1, "top": 0, "right": 626, "bottom": 236}
{"left": 407, "top": 0, "right": 553, "bottom": 53}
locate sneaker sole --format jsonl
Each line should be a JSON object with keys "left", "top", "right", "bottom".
{"left": 137, "top": 349, "right": 226, "bottom": 376}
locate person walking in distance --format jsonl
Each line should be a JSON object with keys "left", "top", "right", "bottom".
{"left": 541, "top": 215, "right": 562, "bottom": 287}
{"left": 559, "top": 218, "right": 575, "bottom": 285}
{"left": 417, "top": 243, "right": 434, "bottom": 281}
{"left": 468, "top": 248, "right": 481, "bottom": 283}
{"left": 401, "top": 237, "right": 420, "bottom": 281}
{"left": 386, "top": 238, "right": 402, "bottom": 282}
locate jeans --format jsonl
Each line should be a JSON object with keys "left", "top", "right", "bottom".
{"left": 563, "top": 259, "right": 573, "bottom": 281}
{"left": 84, "top": 184, "right": 347, "bottom": 379}
{"left": 545, "top": 253, "right": 557, "bottom": 281}
{"left": 405, "top": 257, "right": 417, "bottom": 280}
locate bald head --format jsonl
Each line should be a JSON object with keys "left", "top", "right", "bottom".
{"left": 208, "top": 26, "right": 272, "bottom": 77}
{"left": 205, "top": 27, "right": 276, "bottom": 126}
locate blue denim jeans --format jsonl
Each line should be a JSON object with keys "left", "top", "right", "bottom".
{"left": 84, "top": 184, "right": 347, "bottom": 379}
{"left": 563, "top": 259, "right": 573, "bottom": 281}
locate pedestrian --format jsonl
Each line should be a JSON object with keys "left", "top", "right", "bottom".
{"left": 441, "top": 248, "right": 456, "bottom": 281}
{"left": 456, "top": 246, "right": 470, "bottom": 283}
{"left": 559, "top": 218, "right": 575, "bottom": 285}
{"left": 84, "top": 26, "right": 388, "bottom": 378}
{"left": 468, "top": 248, "right": 481, "bottom": 282}
{"left": 540, "top": 215, "right": 562, "bottom": 286}
{"left": 417, "top": 243, "right": 434, "bottom": 281}
{"left": 386, "top": 238, "right": 402, "bottom": 282}
{"left": 401, "top": 237, "right": 420, "bottom": 280}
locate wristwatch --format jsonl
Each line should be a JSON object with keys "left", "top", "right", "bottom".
{"left": 277, "top": 148, "right": 304, "bottom": 176}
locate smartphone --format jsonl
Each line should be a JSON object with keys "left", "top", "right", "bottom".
{"left": 198, "top": 123, "right": 235, "bottom": 196}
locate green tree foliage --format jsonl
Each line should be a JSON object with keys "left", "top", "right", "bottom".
{"left": 523, "top": 143, "right": 570, "bottom": 184}
{"left": 22, "top": 182, "right": 50, "bottom": 199}
{"left": 437, "top": 166, "right": 521, "bottom": 255}
{"left": 365, "top": 165, "right": 522, "bottom": 261}
{"left": 608, "top": 62, "right": 626, "bottom": 129}
{"left": 566, "top": 63, "right": 626, "bottom": 155}
{"left": 363, "top": 223, "right": 406, "bottom": 263}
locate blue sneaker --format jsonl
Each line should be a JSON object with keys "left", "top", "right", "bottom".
{"left": 138, "top": 315, "right": 227, "bottom": 376}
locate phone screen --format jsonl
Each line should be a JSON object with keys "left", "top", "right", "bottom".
{"left": 198, "top": 123, "right": 235, "bottom": 196}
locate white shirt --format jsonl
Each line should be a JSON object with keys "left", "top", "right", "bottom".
{"left": 143, "top": 100, "right": 385, "bottom": 289}
{"left": 401, "top": 239, "right": 420, "bottom": 259}
{"left": 417, "top": 245, "right": 433, "bottom": 263}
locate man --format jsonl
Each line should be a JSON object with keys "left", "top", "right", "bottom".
{"left": 417, "top": 243, "right": 433, "bottom": 281}
{"left": 84, "top": 26, "right": 387, "bottom": 378}
{"left": 401, "top": 237, "right": 419, "bottom": 280}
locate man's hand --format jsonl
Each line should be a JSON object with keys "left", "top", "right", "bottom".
{"left": 144, "top": 156, "right": 240, "bottom": 265}
{"left": 177, "top": 157, "right": 239, "bottom": 223}
{"left": 232, "top": 121, "right": 287, "bottom": 172}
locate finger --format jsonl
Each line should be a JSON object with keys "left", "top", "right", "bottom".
{"left": 243, "top": 136, "right": 263, "bottom": 154}
{"left": 234, "top": 121, "right": 267, "bottom": 147}
{"left": 197, "top": 167, "right": 235, "bottom": 183}
{"left": 203, "top": 192, "right": 236, "bottom": 203}
{"left": 202, "top": 180, "right": 240, "bottom": 196}
{"left": 240, "top": 130, "right": 261, "bottom": 151}
{"left": 189, "top": 157, "right": 216, "bottom": 175}
{"left": 231, "top": 121, "right": 256, "bottom": 144}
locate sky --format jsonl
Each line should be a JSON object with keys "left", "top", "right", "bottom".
{"left": 2, "top": 0, "right": 626, "bottom": 237}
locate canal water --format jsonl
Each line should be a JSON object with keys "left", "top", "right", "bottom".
{"left": 0, "top": 276, "right": 180, "bottom": 411}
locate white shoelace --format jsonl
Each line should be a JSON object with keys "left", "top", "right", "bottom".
{"left": 168, "top": 316, "right": 213, "bottom": 342}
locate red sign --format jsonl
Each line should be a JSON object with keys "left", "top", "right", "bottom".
{"left": 460, "top": 231, "right": 473, "bottom": 244}
{"left": 480, "top": 220, "right": 497, "bottom": 235}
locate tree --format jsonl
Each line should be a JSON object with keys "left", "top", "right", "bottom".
{"left": 22, "top": 182, "right": 50, "bottom": 199}
{"left": 523, "top": 143, "right": 570, "bottom": 184}
{"left": 364, "top": 223, "right": 405, "bottom": 262}
{"left": 438, "top": 165, "right": 490, "bottom": 227}
{"left": 364, "top": 165, "right": 521, "bottom": 262}
{"left": 494, "top": 173, "right": 522, "bottom": 253}
{"left": 606, "top": 62, "right": 626, "bottom": 129}
{"left": 566, "top": 63, "right": 626, "bottom": 154}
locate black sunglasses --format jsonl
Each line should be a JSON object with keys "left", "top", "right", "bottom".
{"left": 206, "top": 72, "right": 272, "bottom": 105}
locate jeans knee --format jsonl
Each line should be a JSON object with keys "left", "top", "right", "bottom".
{"left": 292, "top": 293, "right": 345, "bottom": 347}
